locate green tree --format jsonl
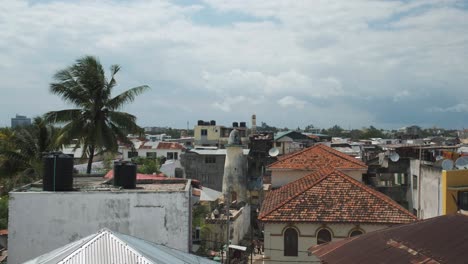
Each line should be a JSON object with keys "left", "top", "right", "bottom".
{"left": 0, "top": 117, "right": 58, "bottom": 181}
{"left": 45, "top": 56, "right": 149, "bottom": 174}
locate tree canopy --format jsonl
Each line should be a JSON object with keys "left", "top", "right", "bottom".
{"left": 45, "top": 56, "right": 149, "bottom": 173}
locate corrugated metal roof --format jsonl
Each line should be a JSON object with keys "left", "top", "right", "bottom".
{"left": 310, "top": 214, "right": 468, "bottom": 264}
{"left": 24, "top": 229, "right": 218, "bottom": 264}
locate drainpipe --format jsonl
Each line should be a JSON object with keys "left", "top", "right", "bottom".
{"left": 418, "top": 146, "right": 422, "bottom": 219}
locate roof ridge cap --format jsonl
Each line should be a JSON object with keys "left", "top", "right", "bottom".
{"left": 259, "top": 169, "right": 332, "bottom": 220}
{"left": 267, "top": 145, "right": 321, "bottom": 168}
{"left": 317, "top": 144, "right": 367, "bottom": 168}
{"left": 334, "top": 170, "right": 417, "bottom": 221}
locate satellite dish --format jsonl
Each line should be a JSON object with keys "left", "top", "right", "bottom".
{"left": 389, "top": 153, "right": 400, "bottom": 162}
{"left": 455, "top": 156, "right": 468, "bottom": 170}
{"left": 441, "top": 159, "right": 454, "bottom": 171}
{"left": 435, "top": 155, "right": 444, "bottom": 161}
{"left": 268, "top": 147, "right": 279, "bottom": 157}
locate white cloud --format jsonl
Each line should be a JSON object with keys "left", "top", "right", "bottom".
{"left": 277, "top": 96, "right": 306, "bottom": 109}
{"left": 428, "top": 104, "right": 468, "bottom": 113}
{"left": 0, "top": 0, "right": 467, "bottom": 128}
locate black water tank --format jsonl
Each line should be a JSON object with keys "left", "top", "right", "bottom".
{"left": 197, "top": 120, "right": 204, "bottom": 125}
{"left": 114, "top": 162, "right": 137, "bottom": 189}
{"left": 459, "top": 191, "right": 468, "bottom": 211}
{"left": 240, "top": 122, "right": 246, "bottom": 127}
{"left": 233, "top": 122, "right": 239, "bottom": 127}
{"left": 210, "top": 120, "right": 216, "bottom": 126}
{"left": 42, "top": 152, "right": 74, "bottom": 191}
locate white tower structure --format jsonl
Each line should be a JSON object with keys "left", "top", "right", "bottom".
{"left": 222, "top": 129, "right": 247, "bottom": 203}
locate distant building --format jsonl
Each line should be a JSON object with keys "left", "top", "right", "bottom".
{"left": 273, "top": 131, "right": 316, "bottom": 155}
{"left": 120, "top": 139, "right": 185, "bottom": 161}
{"left": 8, "top": 177, "right": 197, "bottom": 264}
{"left": 181, "top": 147, "right": 250, "bottom": 191}
{"left": 11, "top": 114, "right": 31, "bottom": 128}
{"left": 258, "top": 168, "right": 416, "bottom": 263}
{"left": 310, "top": 214, "right": 468, "bottom": 264}
{"left": 194, "top": 120, "right": 249, "bottom": 147}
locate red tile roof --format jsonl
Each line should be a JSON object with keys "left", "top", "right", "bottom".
{"left": 310, "top": 214, "right": 468, "bottom": 264}
{"left": 258, "top": 168, "right": 416, "bottom": 224}
{"left": 268, "top": 144, "right": 367, "bottom": 170}
{"left": 104, "top": 170, "right": 167, "bottom": 180}
{"left": 156, "top": 142, "right": 185, "bottom": 150}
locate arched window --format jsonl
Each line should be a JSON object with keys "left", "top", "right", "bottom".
{"left": 349, "top": 230, "right": 363, "bottom": 237}
{"left": 284, "top": 228, "right": 298, "bottom": 256}
{"left": 317, "top": 229, "right": 332, "bottom": 245}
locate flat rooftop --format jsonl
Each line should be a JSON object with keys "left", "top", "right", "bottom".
{"left": 13, "top": 176, "right": 189, "bottom": 193}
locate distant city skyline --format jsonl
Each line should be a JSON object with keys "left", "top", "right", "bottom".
{"left": 1, "top": 0, "right": 468, "bottom": 129}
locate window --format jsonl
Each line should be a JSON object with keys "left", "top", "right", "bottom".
{"left": 205, "top": 156, "right": 216, "bottom": 164}
{"left": 146, "top": 152, "right": 157, "bottom": 158}
{"left": 167, "top": 152, "right": 178, "bottom": 160}
{"left": 413, "top": 175, "right": 418, "bottom": 189}
{"left": 128, "top": 151, "right": 138, "bottom": 158}
{"left": 201, "top": 129, "right": 208, "bottom": 136}
{"left": 349, "top": 230, "right": 363, "bottom": 237}
{"left": 317, "top": 229, "right": 332, "bottom": 245}
{"left": 276, "top": 142, "right": 281, "bottom": 147}
{"left": 284, "top": 228, "right": 298, "bottom": 256}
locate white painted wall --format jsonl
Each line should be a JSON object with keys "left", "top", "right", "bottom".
{"left": 271, "top": 169, "right": 365, "bottom": 188}
{"left": 409, "top": 159, "right": 442, "bottom": 219}
{"left": 263, "top": 222, "right": 390, "bottom": 263}
{"left": 8, "top": 190, "right": 192, "bottom": 264}
{"left": 271, "top": 170, "right": 311, "bottom": 188}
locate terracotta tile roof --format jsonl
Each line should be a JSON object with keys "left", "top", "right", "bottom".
{"left": 156, "top": 142, "right": 185, "bottom": 150}
{"left": 310, "top": 214, "right": 468, "bottom": 264}
{"left": 268, "top": 144, "right": 367, "bottom": 170}
{"left": 258, "top": 168, "right": 416, "bottom": 224}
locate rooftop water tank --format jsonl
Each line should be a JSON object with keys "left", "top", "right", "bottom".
{"left": 113, "top": 161, "right": 137, "bottom": 189}
{"left": 42, "top": 152, "right": 74, "bottom": 191}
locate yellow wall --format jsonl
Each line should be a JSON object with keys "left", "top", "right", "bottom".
{"left": 442, "top": 169, "right": 468, "bottom": 214}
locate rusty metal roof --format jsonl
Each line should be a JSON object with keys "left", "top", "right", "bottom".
{"left": 310, "top": 214, "right": 468, "bottom": 264}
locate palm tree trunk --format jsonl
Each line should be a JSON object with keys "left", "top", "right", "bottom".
{"left": 86, "top": 145, "right": 95, "bottom": 174}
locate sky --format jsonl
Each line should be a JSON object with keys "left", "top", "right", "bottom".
{"left": 1, "top": 0, "right": 468, "bottom": 130}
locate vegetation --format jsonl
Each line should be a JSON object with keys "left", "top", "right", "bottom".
{"left": 0, "top": 118, "right": 59, "bottom": 190}
{"left": 0, "top": 196, "right": 8, "bottom": 229}
{"left": 44, "top": 56, "right": 149, "bottom": 174}
{"left": 131, "top": 156, "right": 162, "bottom": 174}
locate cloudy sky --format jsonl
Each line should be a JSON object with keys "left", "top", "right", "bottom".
{"left": 1, "top": 0, "right": 468, "bottom": 129}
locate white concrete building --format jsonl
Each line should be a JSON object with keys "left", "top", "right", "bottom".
{"left": 8, "top": 177, "right": 195, "bottom": 264}
{"left": 120, "top": 140, "right": 185, "bottom": 161}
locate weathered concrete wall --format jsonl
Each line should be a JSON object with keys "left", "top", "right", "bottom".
{"left": 420, "top": 165, "right": 442, "bottom": 219}
{"left": 181, "top": 153, "right": 226, "bottom": 191}
{"left": 205, "top": 205, "right": 251, "bottom": 247}
{"left": 263, "top": 222, "right": 390, "bottom": 263}
{"left": 409, "top": 159, "right": 442, "bottom": 219}
{"left": 8, "top": 190, "right": 191, "bottom": 264}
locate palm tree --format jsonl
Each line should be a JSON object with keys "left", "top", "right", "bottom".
{"left": 44, "top": 56, "right": 149, "bottom": 174}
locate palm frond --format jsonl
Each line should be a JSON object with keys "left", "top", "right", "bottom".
{"left": 44, "top": 109, "right": 82, "bottom": 124}
{"left": 107, "top": 85, "right": 150, "bottom": 111}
